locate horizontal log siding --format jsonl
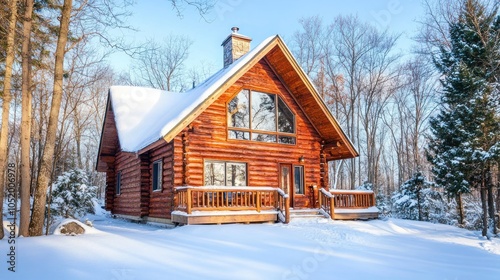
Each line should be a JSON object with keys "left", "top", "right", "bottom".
{"left": 148, "top": 142, "right": 175, "bottom": 219}
{"left": 105, "top": 168, "right": 115, "bottom": 211}
{"left": 173, "top": 59, "right": 323, "bottom": 208}
{"left": 113, "top": 152, "right": 142, "bottom": 216}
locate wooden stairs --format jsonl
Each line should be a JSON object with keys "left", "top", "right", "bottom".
{"left": 289, "top": 209, "right": 327, "bottom": 220}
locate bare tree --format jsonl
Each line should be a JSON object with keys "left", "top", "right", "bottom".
{"left": 322, "top": 15, "right": 401, "bottom": 190}
{"left": 29, "top": 0, "right": 73, "bottom": 236}
{"left": 0, "top": 0, "right": 18, "bottom": 240}
{"left": 132, "top": 35, "right": 192, "bottom": 91}
{"left": 18, "top": 0, "right": 35, "bottom": 237}
{"left": 169, "top": 0, "right": 216, "bottom": 19}
{"left": 414, "top": 0, "right": 462, "bottom": 58}
{"left": 291, "top": 16, "right": 324, "bottom": 76}
{"left": 383, "top": 58, "right": 437, "bottom": 188}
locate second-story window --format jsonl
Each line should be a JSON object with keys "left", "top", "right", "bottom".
{"left": 227, "top": 89, "right": 296, "bottom": 144}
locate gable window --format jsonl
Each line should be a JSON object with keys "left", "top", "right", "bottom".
{"left": 228, "top": 90, "right": 296, "bottom": 144}
{"left": 152, "top": 160, "right": 162, "bottom": 191}
{"left": 204, "top": 160, "right": 246, "bottom": 186}
{"left": 116, "top": 171, "right": 122, "bottom": 195}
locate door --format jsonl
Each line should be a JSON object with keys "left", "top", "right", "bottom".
{"left": 279, "top": 164, "right": 293, "bottom": 208}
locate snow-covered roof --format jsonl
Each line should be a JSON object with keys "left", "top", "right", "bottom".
{"left": 110, "top": 35, "right": 276, "bottom": 152}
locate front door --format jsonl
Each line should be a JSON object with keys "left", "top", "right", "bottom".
{"left": 279, "top": 164, "right": 293, "bottom": 208}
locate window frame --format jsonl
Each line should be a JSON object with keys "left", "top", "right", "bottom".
{"left": 116, "top": 171, "right": 122, "bottom": 196}
{"left": 204, "top": 160, "right": 248, "bottom": 187}
{"left": 227, "top": 89, "right": 296, "bottom": 145}
{"left": 152, "top": 159, "right": 163, "bottom": 192}
{"left": 293, "top": 165, "right": 305, "bottom": 195}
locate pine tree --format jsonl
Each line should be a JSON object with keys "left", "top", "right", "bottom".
{"left": 49, "top": 169, "right": 97, "bottom": 219}
{"left": 392, "top": 171, "right": 445, "bottom": 222}
{"left": 427, "top": 0, "right": 500, "bottom": 236}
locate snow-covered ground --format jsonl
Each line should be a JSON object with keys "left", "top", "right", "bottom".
{"left": 1, "top": 214, "right": 499, "bottom": 280}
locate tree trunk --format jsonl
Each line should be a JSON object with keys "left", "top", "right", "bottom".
{"left": 480, "top": 185, "right": 488, "bottom": 237}
{"left": 0, "top": 0, "right": 19, "bottom": 240}
{"left": 417, "top": 186, "right": 422, "bottom": 221}
{"left": 486, "top": 169, "right": 496, "bottom": 234}
{"left": 29, "top": 0, "right": 73, "bottom": 236}
{"left": 19, "top": 0, "right": 34, "bottom": 237}
{"left": 456, "top": 193, "right": 464, "bottom": 226}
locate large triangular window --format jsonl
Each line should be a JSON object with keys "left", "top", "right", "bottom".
{"left": 227, "top": 90, "right": 296, "bottom": 144}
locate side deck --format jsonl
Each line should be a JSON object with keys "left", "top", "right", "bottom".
{"left": 172, "top": 186, "right": 379, "bottom": 225}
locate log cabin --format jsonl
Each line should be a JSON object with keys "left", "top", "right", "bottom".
{"left": 97, "top": 27, "right": 378, "bottom": 225}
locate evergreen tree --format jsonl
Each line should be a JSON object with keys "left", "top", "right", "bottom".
{"left": 427, "top": 0, "right": 500, "bottom": 236}
{"left": 49, "top": 169, "right": 97, "bottom": 219}
{"left": 392, "top": 171, "right": 446, "bottom": 222}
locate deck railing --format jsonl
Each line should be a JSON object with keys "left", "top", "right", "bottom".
{"left": 330, "top": 190, "right": 376, "bottom": 209}
{"left": 276, "top": 189, "right": 290, "bottom": 223}
{"left": 319, "top": 188, "right": 335, "bottom": 219}
{"left": 319, "top": 189, "right": 376, "bottom": 219}
{"left": 174, "top": 186, "right": 289, "bottom": 222}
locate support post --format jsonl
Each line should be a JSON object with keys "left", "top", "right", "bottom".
{"left": 186, "top": 188, "right": 192, "bottom": 214}
{"left": 329, "top": 195, "right": 335, "bottom": 220}
{"left": 285, "top": 195, "right": 290, "bottom": 223}
{"left": 256, "top": 191, "right": 261, "bottom": 213}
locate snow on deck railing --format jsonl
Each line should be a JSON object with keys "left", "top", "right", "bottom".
{"left": 174, "top": 186, "right": 290, "bottom": 223}
{"left": 320, "top": 188, "right": 334, "bottom": 198}
{"left": 330, "top": 189, "right": 376, "bottom": 209}
{"left": 330, "top": 189, "right": 374, "bottom": 194}
{"left": 174, "top": 186, "right": 278, "bottom": 191}
{"left": 319, "top": 188, "right": 335, "bottom": 219}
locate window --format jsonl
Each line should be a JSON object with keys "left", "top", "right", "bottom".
{"left": 294, "top": 166, "right": 304, "bottom": 194}
{"left": 228, "top": 90, "right": 296, "bottom": 144}
{"left": 116, "top": 171, "right": 121, "bottom": 195}
{"left": 204, "top": 160, "right": 246, "bottom": 186}
{"left": 152, "top": 160, "right": 162, "bottom": 191}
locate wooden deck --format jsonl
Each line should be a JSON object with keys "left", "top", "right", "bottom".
{"left": 172, "top": 187, "right": 378, "bottom": 225}
{"left": 173, "top": 186, "right": 289, "bottom": 225}
{"left": 319, "top": 189, "right": 379, "bottom": 220}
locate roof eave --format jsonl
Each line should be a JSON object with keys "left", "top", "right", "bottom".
{"left": 162, "top": 35, "right": 281, "bottom": 143}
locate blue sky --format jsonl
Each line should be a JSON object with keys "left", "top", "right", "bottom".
{"left": 109, "top": 0, "right": 425, "bottom": 72}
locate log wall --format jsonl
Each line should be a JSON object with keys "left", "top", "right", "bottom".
{"left": 148, "top": 142, "right": 175, "bottom": 219}
{"left": 172, "top": 59, "right": 324, "bottom": 208}
{"left": 112, "top": 152, "right": 142, "bottom": 216}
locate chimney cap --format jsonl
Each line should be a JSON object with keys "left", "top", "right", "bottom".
{"left": 221, "top": 27, "right": 252, "bottom": 47}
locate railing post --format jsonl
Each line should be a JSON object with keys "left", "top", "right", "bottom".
{"left": 329, "top": 195, "right": 335, "bottom": 220}
{"left": 284, "top": 195, "right": 290, "bottom": 223}
{"left": 256, "top": 191, "right": 261, "bottom": 212}
{"left": 372, "top": 192, "right": 376, "bottom": 207}
{"left": 318, "top": 189, "right": 322, "bottom": 210}
{"left": 186, "top": 188, "right": 192, "bottom": 214}
{"left": 274, "top": 191, "right": 279, "bottom": 208}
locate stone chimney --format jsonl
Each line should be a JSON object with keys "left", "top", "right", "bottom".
{"left": 221, "top": 27, "right": 252, "bottom": 68}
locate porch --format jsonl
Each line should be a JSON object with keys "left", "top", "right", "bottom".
{"left": 172, "top": 186, "right": 379, "bottom": 225}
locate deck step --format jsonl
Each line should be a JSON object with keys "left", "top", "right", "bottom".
{"left": 290, "top": 214, "right": 326, "bottom": 218}
{"left": 289, "top": 209, "right": 327, "bottom": 219}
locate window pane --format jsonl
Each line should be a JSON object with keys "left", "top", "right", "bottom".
{"left": 226, "top": 163, "right": 246, "bottom": 186}
{"left": 228, "top": 130, "right": 250, "bottom": 140}
{"left": 116, "top": 172, "right": 121, "bottom": 195}
{"left": 294, "top": 166, "right": 304, "bottom": 194}
{"left": 204, "top": 161, "right": 225, "bottom": 186}
{"left": 251, "top": 91, "right": 276, "bottom": 131}
{"left": 278, "top": 97, "right": 295, "bottom": 133}
{"left": 228, "top": 90, "right": 250, "bottom": 128}
{"left": 153, "top": 161, "right": 162, "bottom": 191}
{"left": 252, "top": 133, "right": 277, "bottom": 143}
{"left": 278, "top": 136, "right": 296, "bottom": 145}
